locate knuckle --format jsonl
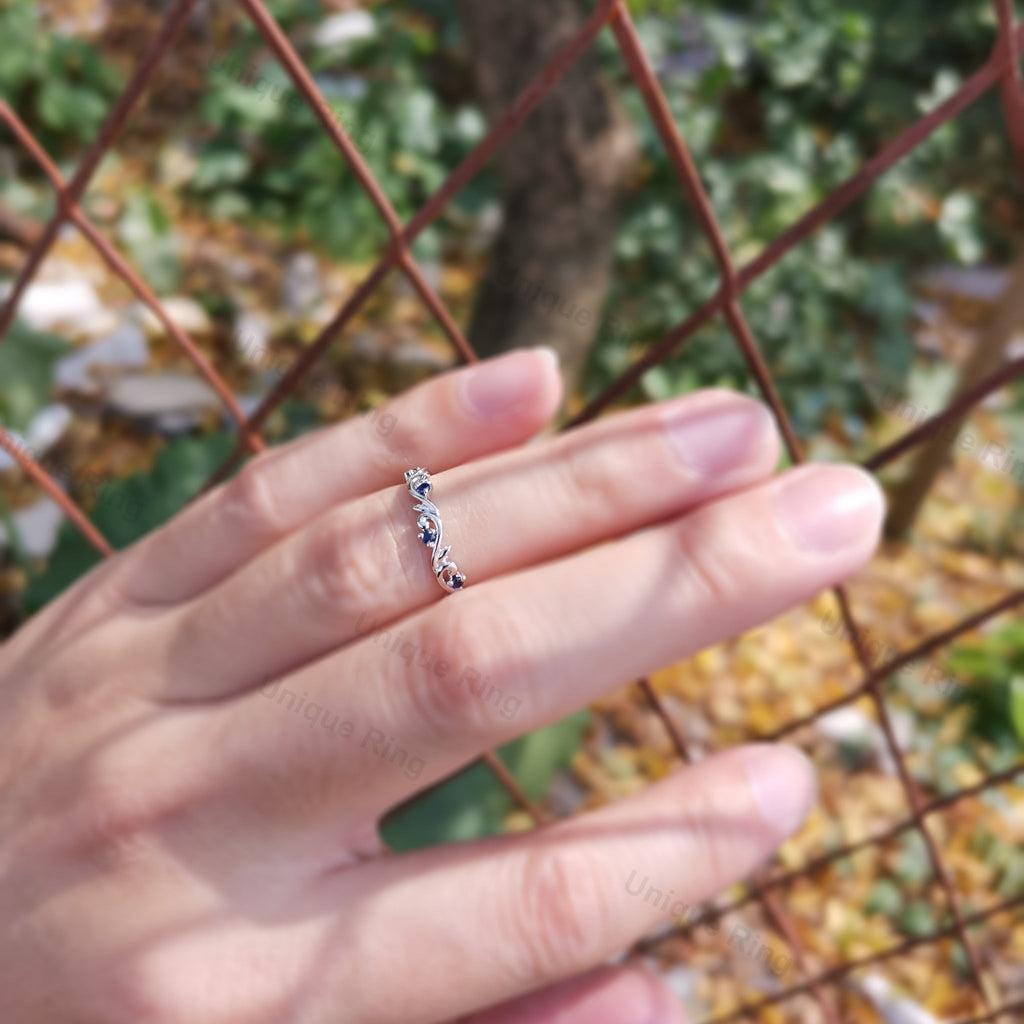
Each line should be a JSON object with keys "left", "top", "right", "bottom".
{"left": 177, "top": 585, "right": 232, "bottom": 659}
{"left": 377, "top": 494, "right": 422, "bottom": 593}
{"left": 672, "top": 518, "right": 736, "bottom": 610}
{"left": 74, "top": 731, "right": 195, "bottom": 869}
{"left": 303, "top": 497, "right": 417, "bottom": 619}
{"left": 400, "top": 605, "right": 514, "bottom": 737}
{"left": 504, "top": 845, "right": 611, "bottom": 981}
{"left": 362, "top": 431, "right": 401, "bottom": 482}
{"left": 676, "top": 785, "right": 734, "bottom": 884}
{"left": 377, "top": 401, "right": 425, "bottom": 466}
{"left": 305, "top": 510, "right": 382, "bottom": 615}
{"left": 78, "top": 762, "right": 162, "bottom": 869}
{"left": 222, "top": 460, "right": 289, "bottom": 541}
{"left": 560, "top": 437, "right": 629, "bottom": 530}
{"left": 364, "top": 412, "right": 418, "bottom": 481}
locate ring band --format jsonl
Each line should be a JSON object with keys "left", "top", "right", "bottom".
{"left": 404, "top": 468, "right": 466, "bottom": 593}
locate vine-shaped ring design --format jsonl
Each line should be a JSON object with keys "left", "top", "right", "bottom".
{"left": 404, "top": 468, "right": 466, "bottom": 593}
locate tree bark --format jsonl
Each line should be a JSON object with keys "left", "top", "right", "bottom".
{"left": 885, "top": 252, "right": 1024, "bottom": 536}
{"left": 457, "top": 0, "right": 638, "bottom": 391}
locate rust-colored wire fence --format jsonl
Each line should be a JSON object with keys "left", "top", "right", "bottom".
{"left": 1, "top": 2, "right": 1023, "bottom": 1022}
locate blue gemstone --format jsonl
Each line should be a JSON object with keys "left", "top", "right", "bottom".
{"left": 420, "top": 528, "right": 436, "bottom": 544}
{"left": 415, "top": 480, "right": 431, "bottom": 496}
{"left": 450, "top": 574, "right": 464, "bottom": 590}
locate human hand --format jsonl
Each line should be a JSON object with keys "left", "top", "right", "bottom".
{"left": 0, "top": 349, "right": 883, "bottom": 1023}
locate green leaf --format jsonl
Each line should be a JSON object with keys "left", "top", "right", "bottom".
{"left": 865, "top": 878, "right": 903, "bottom": 916}
{"left": 899, "top": 901, "right": 937, "bottom": 937}
{"left": 507, "top": 712, "right": 590, "bottom": 802}
{"left": 395, "top": 88, "right": 440, "bottom": 154}
{"left": 895, "top": 831, "right": 933, "bottom": 886}
{"left": 191, "top": 147, "right": 252, "bottom": 191}
{"left": 0, "top": 321, "right": 69, "bottom": 432}
{"left": 938, "top": 192, "right": 984, "bottom": 264}
{"left": 380, "top": 759, "right": 508, "bottom": 851}
{"left": 36, "top": 77, "right": 74, "bottom": 131}
{"left": 0, "top": 2, "right": 43, "bottom": 91}
{"left": 116, "top": 192, "right": 181, "bottom": 295}
{"left": 22, "top": 432, "right": 235, "bottom": 613}
{"left": 1010, "top": 676, "right": 1024, "bottom": 744}
{"left": 947, "top": 625, "right": 1024, "bottom": 750}
{"left": 381, "top": 712, "right": 590, "bottom": 852}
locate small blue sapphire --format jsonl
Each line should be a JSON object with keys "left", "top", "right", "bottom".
{"left": 450, "top": 574, "right": 465, "bottom": 590}
{"left": 420, "top": 528, "right": 437, "bottom": 545}
{"left": 415, "top": 480, "right": 431, "bottom": 496}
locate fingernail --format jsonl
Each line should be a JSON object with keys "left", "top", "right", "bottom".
{"left": 661, "top": 395, "right": 776, "bottom": 477}
{"left": 741, "top": 745, "right": 817, "bottom": 838}
{"left": 773, "top": 465, "right": 885, "bottom": 554}
{"left": 459, "top": 347, "right": 560, "bottom": 419}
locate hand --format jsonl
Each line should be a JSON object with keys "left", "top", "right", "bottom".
{"left": 0, "top": 349, "right": 883, "bottom": 1023}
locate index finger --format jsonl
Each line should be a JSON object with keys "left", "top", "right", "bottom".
{"left": 112, "top": 348, "right": 562, "bottom": 606}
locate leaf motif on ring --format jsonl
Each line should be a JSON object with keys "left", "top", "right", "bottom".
{"left": 404, "top": 468, "right": 466, "bottom": 592}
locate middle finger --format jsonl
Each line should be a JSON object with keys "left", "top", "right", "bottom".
{"left": 162, "top": 390, "right": 779, "bottom": 701}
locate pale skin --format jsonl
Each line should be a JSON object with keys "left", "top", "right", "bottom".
{"left": 0, "top": 348, "right": 884, "bottom": 1023}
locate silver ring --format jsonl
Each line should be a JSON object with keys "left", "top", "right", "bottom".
{"left": 404, "top": 468, "right": 466, "bottom": 593}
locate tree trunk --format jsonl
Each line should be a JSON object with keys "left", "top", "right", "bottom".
{"left": 457, "top": 0, "right": 638, "bottom": 392}
{"left": 885, "top": 252, "right": 1024, "bottom": 536}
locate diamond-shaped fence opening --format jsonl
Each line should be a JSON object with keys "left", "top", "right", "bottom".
{"left": 1, "top": 1, "right": 1024, "bottom": 1021}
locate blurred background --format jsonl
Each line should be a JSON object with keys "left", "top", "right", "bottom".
{"left": 0, "top": 1, "right": 1023, "bottom": 1021}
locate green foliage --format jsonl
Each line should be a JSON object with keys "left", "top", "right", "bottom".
{"left": 946, "top": 620, "right": 1024, "bottom": 752}
{"left": 0, "top": 321, "right": 69, "bottom": 432}
{"left": 179, "top": 0, "right": 1004, "bottom": 435}
{"left": 865, "top": 877, "right": 903, "bottom": 916}
{"left": 21, "top": 432, "right": 235, "bottom": 614}
{"left": 898, "top": 900, "right": 937, "bottom": 938}
{"left": 185, "top": 5, "right": 488, "bottom": 260}
{"left": 969, "top": 825, "right": 1024, "bottom": 900}
{"left": 0, "top": 0, "right": 124, "bottom": 155}
{"left": 586, "top": 0, "right": 1011, "bottom": 434}
{"left": 893, "top": 829, "right": 933, "bottom": 887}
{"left": 116, "top": 192, "right": 182, "bottom": 295}
{"left": 1012, "top": 676, "right": 1024, "bottom": 743}
{"left": 382, "top": 712, "right": 590, "bottom": 851}
{"left": 2, "top": 1, "right": 1013, "bottom": 438}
